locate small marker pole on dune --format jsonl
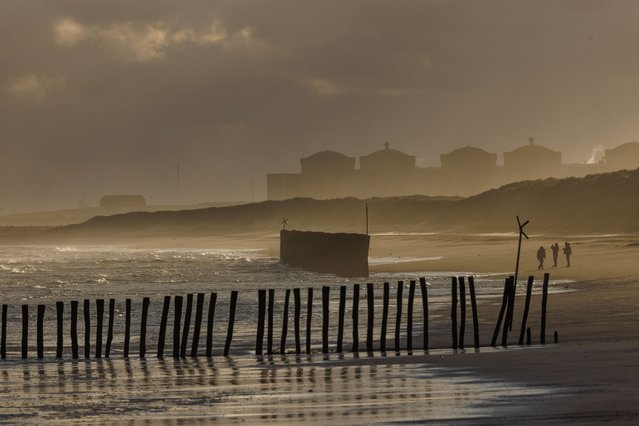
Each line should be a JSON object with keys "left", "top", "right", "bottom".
{"left": 510, "top": 216, "right": 529, "bottom": 330}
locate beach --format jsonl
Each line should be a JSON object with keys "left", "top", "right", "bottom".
{"left": 0, "top": 232, "right": 638, "bottom": 423}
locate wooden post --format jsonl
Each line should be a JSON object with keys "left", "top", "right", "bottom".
{"left": 419, "top": 278, "right": 429, "bottom": 351}
{"left": 124, "top": 298, "right": 131, "bottom": 358}
{"left": 173, "top": 295, "right": 183, "bottom": 359}
{"left": 157, "top": 295, "right": 171, "bottom": 358}
{"left": 83, "top": 299, "right": 90, "bottom": 358}
{"left": 458, "top": 277, "right": 466, "bottom": 350}
{"left": 224, "top": 291, "right": 238, "bottom": 356}
{"left": 518, "top": 276, "right": 534, "bottom": 345}
{"left": 468, "top": 276, "right": 480, "bottom": 349}
{"left": 501, "top": 278, "right": 514, "bottom": 347}
{"left": 293, "top": 288, "right": 301, "bottom": 355}
{"left": 56, "top": 301, "right": 64, "bottom": 359}
{"left": 70, "top": 301, "right": 78, "bottom": 359}
{"left": 180, "top": 294, "right": 193, "bottom": 357}
{"left": 206, "top": 293, "right": 217, "bottom": 358}
{"left": 96, "top": 299, "right": 104, "bottom": 358}
{"left": 541, "top": 272, "right": 549, "bottom": 344}
{"left": 366, "top": 283, "right": 374, "bottom": 353}
{"left": 191, "top": 293, "right": 205, "bottom": 357}
{"left": 490, "top": 278, "right": 510, "bottom": 347}
{"left": 267, "top": 289, "right": 275, "bottom": 355}
{"left": 554, "top": 331, "right": 558, "bottom": 343}
{"left": 451, "top": 277, "right": 458, "bottom": 350}
{"left": 37, "top": 304, "right": 45, "bottom": 359}
{"left": 506, "top": 274, "right": 516, "bottom": 332}
{"left": 352, "top": 284, "right": 360, "bottom": 353}
{"left": 381, "top": 282, "right": 389, "bottom": 352}
{"left": 322, "top": 286, "right": 330, "bottom": 354}
{"left": 407, "top": 280, "right": 415, "bottom": 352}
{"left": 337, "top": 286, "right": 346, "bottom": 353}
{"left": 105, "top": 299, "right": 115, "bottom": 358}
{"left": 280, "top": 289, "right": 290, "bottom": 354}
{"left": 140, "top": 297, "right": 149, "bottom": 358}
{"left": 256, "top": 289, "right": 266, "bottom": 356}
{"left": 22, "top": 305, "right": 28, "bottom": 359}
{"left": 1, "top": 304, "right": 6, "bottom": 360}
{"left": 395, "top": 281, "right": 403, "bottom": 353}
{"left": 526, "top": 327, "right": 532, "bottom": 345}
{"left": 306, "top": 288, "right": 313, "bottom": 354}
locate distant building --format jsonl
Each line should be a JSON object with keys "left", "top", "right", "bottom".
{"left": 604, "top": 141, "right": 639, "bottom": 171}
{"left": 99, "top": 194, "right": 147, "bottom": 212}
{"left": 266, "top": 140, "right": 639, "bottom": 201}
{"left": 504, "top": 138, "right": 562, "bottom": 181}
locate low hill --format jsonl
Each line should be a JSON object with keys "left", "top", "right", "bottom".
{"left": 23, "top": 168, "right": 639, "bottom": 242}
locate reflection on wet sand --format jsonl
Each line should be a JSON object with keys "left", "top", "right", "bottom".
{"left": 0, "top": 354, "right": 552, "bottom": 423}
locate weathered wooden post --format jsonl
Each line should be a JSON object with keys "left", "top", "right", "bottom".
{"left": 501, "top": 278, "right": 514, "bottom": 347}
{"left": 395, "top": 281, "right": 403, "bottom": 353}
{"left": 468, "top": 276, "right": 480, "bottom": 349}
{"left": 306, "top": 288, "right": 313, "bottom": 354}
{"left": 554, "top": 331, "right": 558, "bottom": 344}
{"left": 407, "top": 280, "right": 415, "bottom": 352}
{"left": 22, "top": 305, "right": 28, "bottom": 359}
{"left": 83, "top": 299, "right": 90, "bottom": 359}
{"left": 322, "top": 286, "right": 330, "bottom": 354}
{"left": 70, "top": 301, "right": 78, "bottom": 359}
{"left": 56, "top": 301, "right": 64, "bottom": 359}
{"left": 180, "top": 294, "right": 193, "bottom": 357}
{"left": 458, "top": 277, "right": 466, "bottom": 350}
{"left": 191, "top": 293, "right": 205, "bottom": 357}
{"left": 366, "top": 283, "right": 374, "bottom": 353}
{"left": 124, "top": 298, "right": 131, "bottom": 358}
{"left": 280, "top": 289, "right": 291, "bottom": 353}
{"left": 491, "top": 278, "right": 510, "bottom": 347}
{"left": 511, "top": 216, "right": 530, "bottom": 330}
{"left": 140, "top": 297, "right": 149, "bottom": 358}
{"left": 105, "top": 299, "right": 115, "bottom": 358}
{"left": 223, "top": 291, "right": 238, "bottom": 356}
{"left": 337, "top": 286, "right": 346, "bottom": 353}
{"left": 256, "top": 289, "right": 266, "bottom": 356}
{"left": 206, "top": 293, "right": 217, "bottom": 358}
{"left": 352, "top": 284, "right": 360, "bottom": 353}
{"left": 518, "top": 276, "right": 534, "bottom": 345}
{"left": 1, "top": 304, "right": 6, "bottom": 360}
{"left": 381, "top": 282, "right": 389, "bottom": 352}
{"left": 96, "top": 299, "right": 104, "bottom": 358}
{"left": 293, "top": 288, "right": 301, "bottom": 355}
{"left": 173, "top": 295, "right": 183, "bottom": 359}
{"left": 157, "top": 296, "right": 171, "bottom": 358}
{"left": 37, "top": 304, "right": 45, "bottom": 359}
{"left": 267, "top": 289, "right": 275, "bottom": 355}
{"left": 526, "top": 327, "right": 532, "bottom": 345}
{"left": 451, "top": 277, "right": 458, "bottom": 350}
{"left": 541, "top": 272, "right": 549, "bottom": 344}
{"left": 419, "top": 278, "right": 429, "bottom": 351}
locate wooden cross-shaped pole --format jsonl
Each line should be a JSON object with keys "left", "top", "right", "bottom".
{"left": 509, "top": 215, "right": 529, "bottom": 330}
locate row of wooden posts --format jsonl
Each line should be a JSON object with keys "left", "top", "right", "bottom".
{"left": 0, "top": 274, "right": 553, "bottom": 360}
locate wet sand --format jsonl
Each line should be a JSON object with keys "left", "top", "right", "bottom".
{"left": 1, "top": 232, "right": 638, "bottom": 423}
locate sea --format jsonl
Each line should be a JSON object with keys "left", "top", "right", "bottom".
{"left": 0, "top": 245, "right": 560, "bottom": 423}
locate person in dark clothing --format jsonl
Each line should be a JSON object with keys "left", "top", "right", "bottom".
{"left": 551, "top": 243, "right": 560, "bottom": 267}
{"left": 563, "top": 242, "right": 572, "bottom": 267}
{"left": 537, "top": 246, "right": 546, "bottom": 270}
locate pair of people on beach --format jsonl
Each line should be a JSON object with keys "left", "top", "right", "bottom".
{"left": 537, "top": 242, "right": 571, "bottom": 269}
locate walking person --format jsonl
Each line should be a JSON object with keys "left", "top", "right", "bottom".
{"left": 551, "top": 243, "right": 560, "bottom": 267}
{"left": 536, "top": 246, "right": 546, "bottom": 270}
{"left": 563, "top": 242, "right": 572, "bottom": 267}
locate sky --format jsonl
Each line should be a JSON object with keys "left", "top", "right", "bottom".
{"left": 2, "top": 0, "right": 639, "bottom": 212}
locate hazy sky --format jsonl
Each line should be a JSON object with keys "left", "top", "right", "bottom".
{"left": 2, "top": 0, "right": 639, "bottom": 211}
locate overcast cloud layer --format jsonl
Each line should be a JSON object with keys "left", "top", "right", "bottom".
{"left": 2, "top": 0, "right": 639, "bottom": 211}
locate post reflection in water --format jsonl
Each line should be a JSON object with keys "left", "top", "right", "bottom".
{"left": 0, "top": 354, "right": 552, "bottom": 423}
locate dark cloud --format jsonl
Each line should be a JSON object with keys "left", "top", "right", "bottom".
{"left": 2, "top": 0, "right": 639, "bottom": 211}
